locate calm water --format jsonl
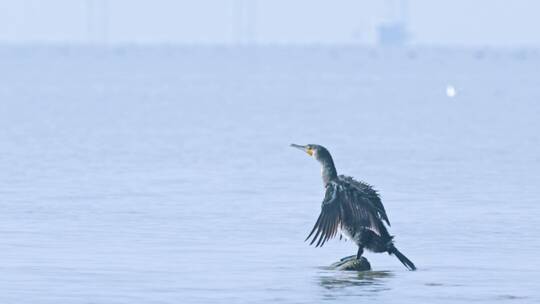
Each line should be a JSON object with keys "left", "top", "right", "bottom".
{"left": 1, "top": 46, "right": 539, "bottom": 303}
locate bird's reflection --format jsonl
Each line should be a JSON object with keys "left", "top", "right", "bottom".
{"left": 318, "top": 270, "right": 394, "bottom": 299}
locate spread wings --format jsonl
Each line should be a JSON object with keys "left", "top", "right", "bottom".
{"left": 305, "top": 180, "right": 389, "bottom": 247}
{"left": 339, "top": 175, "right": 390, "bottom": 226}
{"left": 304, "top": 182, "right": 343, "bottom": 247}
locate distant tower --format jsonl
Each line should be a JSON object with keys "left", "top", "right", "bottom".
{"left": 233, "top": 0, "right": 257, "bottom": 45}
{"left": 377, "top": 0, "right": 409, "bottom": 47}
{"left": 85, "top": 0, "right": 109, "bottom": 45}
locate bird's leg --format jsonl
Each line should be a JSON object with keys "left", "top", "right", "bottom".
{"left": 356, "top": 246, "right": 364, "bottom": 260}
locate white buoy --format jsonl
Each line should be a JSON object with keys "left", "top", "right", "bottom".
{"left": 446, "top": 85, "right": 457, "bottom": 98}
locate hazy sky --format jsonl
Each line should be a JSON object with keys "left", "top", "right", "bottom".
{"left": 0, "top": 0, "right": 538, "bottom": 46}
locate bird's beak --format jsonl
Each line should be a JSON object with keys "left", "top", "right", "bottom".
{"left": 290, "top": 144, "right": 313, "bottom": 156}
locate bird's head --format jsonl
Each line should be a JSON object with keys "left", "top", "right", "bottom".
{"left": 291, "top": 143, "right": 338, "bottom": 184}
{"left": 290, "top": 144, "right": 331, "bottom": 163}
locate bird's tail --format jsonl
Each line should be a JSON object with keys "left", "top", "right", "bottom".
{"left": 388, "top": 245, "right": 416, "bottom": 271}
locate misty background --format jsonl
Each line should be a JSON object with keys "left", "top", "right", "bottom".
{"left": 0, "top": 0, "right": 539, "bottom": 47}
{"left": 2, "top": 1, "right": 540, "bottom": 304}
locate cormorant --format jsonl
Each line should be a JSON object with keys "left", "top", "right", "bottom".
{"left": 291, "top": 144, "right": 416, "bottom": 271}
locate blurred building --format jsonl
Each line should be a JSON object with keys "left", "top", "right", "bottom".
{"left": 377, "top": 0, "right": 409, "bottom": 46}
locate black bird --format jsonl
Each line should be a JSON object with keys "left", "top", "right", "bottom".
{"left": 291, "top": 144, "right": 416, "bottom": 271}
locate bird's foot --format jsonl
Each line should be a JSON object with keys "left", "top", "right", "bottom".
{"left": 340, "top": 255, "right": 357, "bottom": 262}
{"left": 330, "top": 256, "right": 371, "bottom": 271}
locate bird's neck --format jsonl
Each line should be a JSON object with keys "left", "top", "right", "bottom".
{"left": 319, "top": 158, "right": 338, "bottom": 185}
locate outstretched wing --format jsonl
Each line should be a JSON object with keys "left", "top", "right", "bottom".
{"left": 305, "top": 182, "right": 342, "bottom": 247}
{"left": 339, "top": 175, "right": 390, "bottom": 226}
{"left": 343, "top": 192, "right": 386, "bottom": 237}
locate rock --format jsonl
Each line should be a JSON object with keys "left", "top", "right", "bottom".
{"left": 329, "top": 256, "right": 371, "bottom": 271}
